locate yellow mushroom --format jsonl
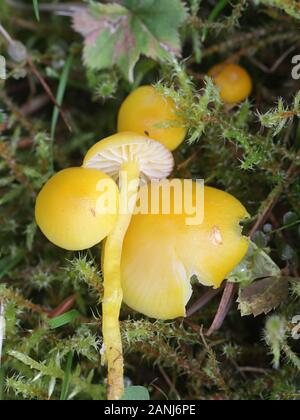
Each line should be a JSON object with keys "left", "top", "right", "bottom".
{"left": 208, "top": 63, "right": 253, "bottom": 104}
{"left": 35, "top": 167, "right": 118, "bottom": 251}
{"left": 117, "top": 85, "right": 187, "bottom": 151}
{"left": 83, "top": 132, "right": 174, "bottom": 399}
{"left": 121, "top": 180, "right": 250, "bottom": 320}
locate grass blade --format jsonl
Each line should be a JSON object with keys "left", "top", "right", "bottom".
{"left": 60, "top": 352, "right": 73, "bottom": 401}
{"left": 32, "top": 0, "right": 40, "bottom": 22}
{"left": 50, "top": 55, "right": 73, "bottom": 142}
{"left": 47, "top": 310, "right": 80, "bottom": 330}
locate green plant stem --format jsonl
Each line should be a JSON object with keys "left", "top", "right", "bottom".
{"left": 50, "top": 54, "right": 73, "bottom": 167}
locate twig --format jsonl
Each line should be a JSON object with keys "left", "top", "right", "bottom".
{"left": 0, "top": 22, "right": 13, "bottom": 43}
{"left": 248, "top": 45, "right": 297, "bottom": 74}
{"left": 27, "top": 57, "right": 72, "bottom": 133}
{"left": 238, "top": 366, "right": 272, "bottom": 374}
{"left": 186, "top": 286, "right": 224, "bottom": 317}
{"left": 158, "top": 365, "right": 181, "bottom": 400}
{"left": 48, "top": 295, "right": 76, "bottom": 319}
{"left": 200, "top": 28, "right": 268, "bottom": 58}
{"left": 226, "top": 32, "right": 299, "bottom": 63}
{"left": 206, "top": 283, "right": 237, "bottom": 336}
{"left": 177, "top": 146, "right": 201, "bottom": 171}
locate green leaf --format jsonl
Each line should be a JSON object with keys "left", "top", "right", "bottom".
{"left": 121, "top": 386, "right": 150, "bottom": 401}
{"left": 47, "top": 310, "right": 80, "bottom": 330}
{"left": 237, "top": 276, "right": 289, "bottom": 317}
{"left": 228, "top": 241, "right": 281, "bottom": 286}
{"left": 51, "top": 55, "right": 73, "bottom": 141}
{"left": 32, "top": 0, "right": 40, "bottom": 22}
{"left": 72, "top": 0, "right": 187, "bottom": 82}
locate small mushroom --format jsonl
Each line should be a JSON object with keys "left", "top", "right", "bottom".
{"left": 83, "top": 132, "right": 174, "bottom": 399}
{"left": 208, "top": 63, "right": 253, "bottom": 104}
{"left": 120, "top": 180, "right": 249, "bottom": 320}
{"left": 35, "top": 167, "right": 118, "bottom": 251}
{"left": 117, "top": 85, "right": 187, "bottom": 151}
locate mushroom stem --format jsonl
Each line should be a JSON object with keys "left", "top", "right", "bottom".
{"left": 102, "top": 162, "right": 140, "bottom": 400}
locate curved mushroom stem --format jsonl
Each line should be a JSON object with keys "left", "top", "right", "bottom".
{"left": 102, "top": 162, "right": 140, "bottom": 400}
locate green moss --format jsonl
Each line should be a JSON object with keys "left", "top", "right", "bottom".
{"left": 0, "top": 0, "right": 299, "bottom": 400}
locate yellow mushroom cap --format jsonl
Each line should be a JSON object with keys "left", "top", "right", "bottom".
{"left": 121, "top": 180, "right": 249, "bottom": 320}
{"left": 35, "top": 167, "right": 118, "bottom": 251}
{"left": 117, "top": 86, "right": 187, "bottom": 151}
{"left": 208, "top": 63, "right": 252, "bottom": 104}
{"left": 83, "top": 132, "right": 174, "bottom": 183}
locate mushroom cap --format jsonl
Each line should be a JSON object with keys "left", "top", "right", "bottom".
{"left": 121, "top": 180, "right": 249, "bottom": 320}
{"left": 83, "top": 132, "right": 174, "bottom": 183}
{"left": 208, "top": 63, "right": 252, "bottom": 104}
{"left": 35, "top": 167, "right": 118, "bottom": 251}
{"left": 117, "top": 86, "right": 187, "bottom": 151}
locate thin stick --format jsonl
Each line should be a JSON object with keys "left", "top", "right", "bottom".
{"left": 158, "top": 365, "right": 181, "bottom": 400}
{"left": 186, "top": 285, "right": 224, "bottom": 317}
{"left": 27, "top": 56, "right": 72, "bottom": 133}
{"left": 48, "top": 295, "right": 76, "bottom": 319}
{"left": 238, "top": 366, "right": 272, "bottom": 374}
{"left": 0, "top": 22, "right": 13, "bottom": 44}
{"left": 248, "top": 45, "right": 297, "bottom": 74}
{"left": 206, "top": 283, "right": 237, "bottom": 336}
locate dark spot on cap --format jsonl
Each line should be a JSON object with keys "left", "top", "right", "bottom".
{"left": 144, "top": 130, "right": 150, "bottom": 136}
{"left": 90, "top": 208, "right": 96, "bottom": 217}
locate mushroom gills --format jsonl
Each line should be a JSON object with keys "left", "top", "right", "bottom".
{"left": 84, "top": 137, "right": 174, "bottom": 183}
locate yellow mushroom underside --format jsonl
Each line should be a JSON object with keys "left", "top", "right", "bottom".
{"left": 121, "top": 183, "right": 249, "bottom": 320}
